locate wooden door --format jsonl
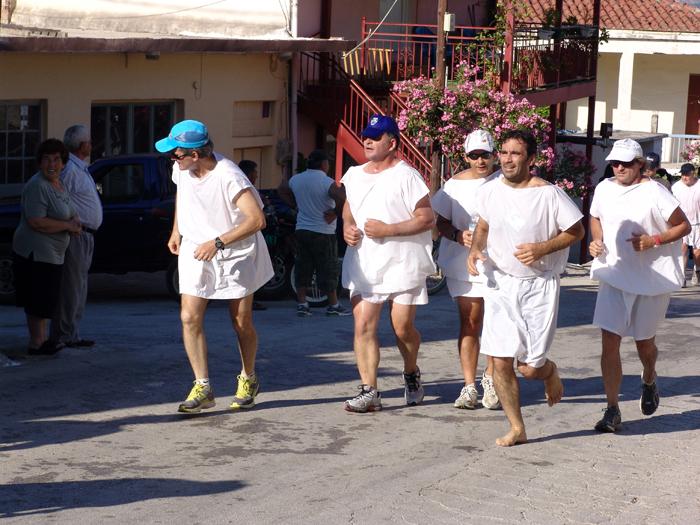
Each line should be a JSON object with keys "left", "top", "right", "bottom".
{"left": 685, "top": 75, "right": 700, "bottom": 135}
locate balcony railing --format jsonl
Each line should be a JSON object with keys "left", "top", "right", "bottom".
{"left": 342, "top": 19, "right": 499, "bottom": 84}
{"left": 510, "top": 22, "right": 597, "bottom": 92}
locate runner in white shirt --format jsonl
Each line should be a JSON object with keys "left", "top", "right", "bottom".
{"left": 432, "top": 130, "right": 500, "bottom": 410}
{"left": 590, "top": 139, "right": 690, "bottom": 433}
{"left": 156, "top": 120, "right": 273, "bottom": 414}
{"left": 467, "top": 130, "right": 584, "bottom": 447}
{"left": 341, "top": 115, "right": 435, "bottom": 413}
{"left": 671, "top": 163, "right": 700, "bottom": 286}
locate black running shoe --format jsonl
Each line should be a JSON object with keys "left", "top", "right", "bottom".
{"left": 640, "top": 380, "right": 659, "bottom": 416}
{"left": 594, "top": 405, "right": 622, "bottom": 433}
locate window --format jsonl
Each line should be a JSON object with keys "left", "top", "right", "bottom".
{"left": 0, "top": 101, "right": 44, "bottom": 185}
{"left": 92, "top": 162, "right": 145, "bottom": 204}
{"left": 91, "top": 102, "right": 177, "bottom": 159}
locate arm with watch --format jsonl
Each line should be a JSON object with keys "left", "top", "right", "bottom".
{"left": 192, "top": 189, "right": 267, "bottom": 262}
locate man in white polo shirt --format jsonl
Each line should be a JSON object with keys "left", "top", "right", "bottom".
{"left": 672, "top": 163, "right": 700, "bottom": 286}
{"left": 468, "top": 129, "right": 584, "bottom": 447}
{"left": 590, "top": 138, "right": 690, "bottom": 432}
{"left": 341, "top": 115, "right": 435, "bottom": 413}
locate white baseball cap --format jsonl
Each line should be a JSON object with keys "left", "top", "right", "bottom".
{"left": 605, "top": 138, "right": 644, "bottom": 162}
{"left": 464, "top": 129, "right": 494, "bottom": 154}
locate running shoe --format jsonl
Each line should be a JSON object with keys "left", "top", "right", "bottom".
{"left": 454, "top": 384, "right": 478, "bottom": 409}
{"left": 230, "top": 374, "right": 260, "bottom": 410}
{"left": 326, "top": 304, "right": 352, "bottom": 316}
{"left": 344, "top": 385, "right": 382, "bottom": 413}
{"left": 480, "top": 373, "right": 501, "bottom": 410}
{"left": 178, "top": 382, "right": 216, "bottom": 413}
{"left": 692, "top": 271, "right": 699, "bottom": 287}
{"left": 403, "top": 367, "right": 425, "bottom": 406}
{"left": 594, "top": 405, "right": 622, "bottom": 432}
{"left": 640, "top": 377, "right": 660, "bottom": 416}
{"left": 297, "top": 304, "right": 312, "bottom": 317}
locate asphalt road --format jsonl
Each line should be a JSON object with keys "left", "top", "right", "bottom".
{"left": 1, "top": 269, "right": 699, "bottom": 524}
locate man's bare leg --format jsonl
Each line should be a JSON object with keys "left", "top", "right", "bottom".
{"left": 493, "top": 356, "right": 527, "bottom": 447}
{"left": 228, "top": 294, "right": 258, "bottom": 376}
{"left": 635, "top": 336, "right": 658, "bottom": 384}
{"left": 180, "top": 294, "right": 210, "bottom": 379}
{"left": 351, "top": 296, "right": 383, "bottom": 387}
{"left": 516, "top": 359, "right": 563, "bottom": 406}
{"left": 600, "top": 329, "right": 623, "bottom": 407}
{"left": 388, "top": 302, "right": 420, "bottom": 374}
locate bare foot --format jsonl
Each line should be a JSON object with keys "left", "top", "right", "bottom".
{"left": 544, "top": 361, "right": 563, "bottom": 406}
{"left": 495, "top": 428, "right": 528, "bottom": 447}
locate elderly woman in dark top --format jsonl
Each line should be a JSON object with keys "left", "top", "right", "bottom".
{"left": 12, "top": 139, "right": 82, "bottom": 355}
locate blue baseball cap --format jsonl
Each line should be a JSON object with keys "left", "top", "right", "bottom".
{"left": 155, "top": 120, "right": 209, "bottom": 152}
{"left": 361, "top": 114, "right": 400, "bottom": 140}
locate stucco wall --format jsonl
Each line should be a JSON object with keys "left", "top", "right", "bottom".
{"left": 0, "top": 52, "right": 289, "bottom": 189}
{"left": 567, "top": 52, "right": 700, "bottom": 136}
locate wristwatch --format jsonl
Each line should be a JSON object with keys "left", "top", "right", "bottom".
{"left": 214, "top": 237, "right": 225, "bottom": 250}
{"left": 451, "top": 229, "right": 459, "bottom": 241}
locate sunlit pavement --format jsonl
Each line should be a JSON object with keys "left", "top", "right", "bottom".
{"left": 1, "top": 269, "right": 699, "bottom": 523}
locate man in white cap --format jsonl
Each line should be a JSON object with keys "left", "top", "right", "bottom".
{"left": 156, "top": 120, "right": 274, "bottom": 414}
{"left": 50, "top": 124, "right": 102, "bottom": 349}
{"left": 341, "top": 114, "right": 435, "bottom": 413}
{"left": 467, "top": 129, "right": 584, "bottom": 447}
{"left": 671, "top": 163, "right": 700, "bottom": 286}
{"left": 589, "top": 138, "right": 690, "bottom": 432}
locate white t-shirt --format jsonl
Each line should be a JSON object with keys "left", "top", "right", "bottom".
{"left": 590, "top": 178, "right": 684, "bottom": 295}
{"left": 288, "top": 168, "right": 336, "bottom": 234}
{"left": 671, "top": 179, "right": 700, "bottom": 225}
{"left": 61, "top": 153, "right": 103, "bottom": 230}
{"left": 476, "top": 176, "right": 583, "bottom": 279}
{"left": 341, "top": 160, "right": 435, "bottom": 292}
{"left": 431, "top": 173, "right": 496, "bottom": 282}
{"left": 172, "top": 153, "right": 273, "bottom": 297}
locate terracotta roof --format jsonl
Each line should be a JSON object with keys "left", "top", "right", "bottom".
{"left": 517, "top": 0, "right": 700, "bottom": 33}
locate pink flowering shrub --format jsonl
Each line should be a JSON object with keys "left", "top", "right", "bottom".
{"left": 681, "top": 139, "right": 700, "bottom": 168}
{"left": 394, "top": 63, "right": 554, "bottom": 171}
{"left": 548, "top": 146, "right": 595, "bottom": 198}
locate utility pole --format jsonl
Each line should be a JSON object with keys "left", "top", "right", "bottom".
{"left": 430, "top": 0, "right": 447, "bottom": 194}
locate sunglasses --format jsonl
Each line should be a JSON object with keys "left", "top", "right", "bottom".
{"left": 467, "top": 152, "right": 492, "bottom": 160}
{"left": 609, "top": 160, "right": 635, "bottom": 168}
{"left": 170, "top": 152, "right": 192, "bottom": 161}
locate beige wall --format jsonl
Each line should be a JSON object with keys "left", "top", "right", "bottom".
{"left": 329, "top": 0, "right": 379, "bottom": 42}
{"left": 0, "top": 52, "right": 290, "bottom": 189}
{"left": 566, "top": 53, "right": 700, "bottom": 136}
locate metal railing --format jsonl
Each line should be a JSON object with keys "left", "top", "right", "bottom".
{"left": 345, "top": 80, "right": 431, "bottom": 183}
{"left": 343, "top": 19, "right": 499, "bottom": 84}
{"left": 662, "top": 134, "right": 700, "bottom": 164}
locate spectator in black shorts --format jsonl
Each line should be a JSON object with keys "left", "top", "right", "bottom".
{"left": 284, "top": 149, "right": 350, "bottom": 316}
{"left": 12, "top": 139, "right": 82, "bottom": 355}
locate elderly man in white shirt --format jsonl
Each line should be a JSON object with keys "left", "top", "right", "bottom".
{"left": 50, "top": 125, "right": 103, "bottom": 348}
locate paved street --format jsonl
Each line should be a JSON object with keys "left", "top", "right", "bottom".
{"left": 1, "top": 269, "right": 699, "bottom": 524}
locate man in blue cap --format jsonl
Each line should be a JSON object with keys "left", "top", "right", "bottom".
{"left": 340, "top": 114, "right": 436, "bottom": 413}
{"left": 155, "top": 120, "right": 274, "bottom": 414}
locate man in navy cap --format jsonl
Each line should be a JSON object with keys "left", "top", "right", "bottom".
{"left": 340, "top": 114, "right": 436, "bottom": 413}
{"left": 156, "top": 120, "right": 274, "bottom": 414}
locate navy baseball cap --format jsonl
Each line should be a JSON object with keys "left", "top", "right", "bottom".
{"left": 155, "top": 120, "right": 209, "bottom": 152}
{"left": 361, "top": 114, "right": 400, "bottom": 140}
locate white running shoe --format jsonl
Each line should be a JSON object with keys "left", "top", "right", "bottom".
{"left": 481, "top": 374, "right": 501, "bottom": 410}
{"left": 454, "top": 384, "right": 478, "bottom": 409}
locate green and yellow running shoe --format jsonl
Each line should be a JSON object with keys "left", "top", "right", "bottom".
{"left": 178, "top": 382, "right": 216, "bottom": 414}
{"left": 230, "top": 374, "right": 260, "bottom": 410}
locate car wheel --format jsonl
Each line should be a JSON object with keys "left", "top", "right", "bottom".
{"left": 165, "top": 258, "right": 180, "bottom": 301}
{"left": 0, "top": 253, "right": 15, "bottom": 304}
{"left": 256, "top": 254, "right": 292, "bottom": 299}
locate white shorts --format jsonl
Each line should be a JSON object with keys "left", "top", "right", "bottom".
{"left": 349, "top": 285, "right": 428, "bottom": 305}
{"left": 178, "top": 238, "right": 258, "bottom": 300}
{"left": 593, "top": 282, "right": 671, "bottom": 341}
{"left": 446, "top": 278, "right": 487, "bottom": 298}
{"left": 683, "top": 223, "right": 700, "bottom": 248}
{"left": 481, "top": 273, "right": 560, "bottom": 368}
